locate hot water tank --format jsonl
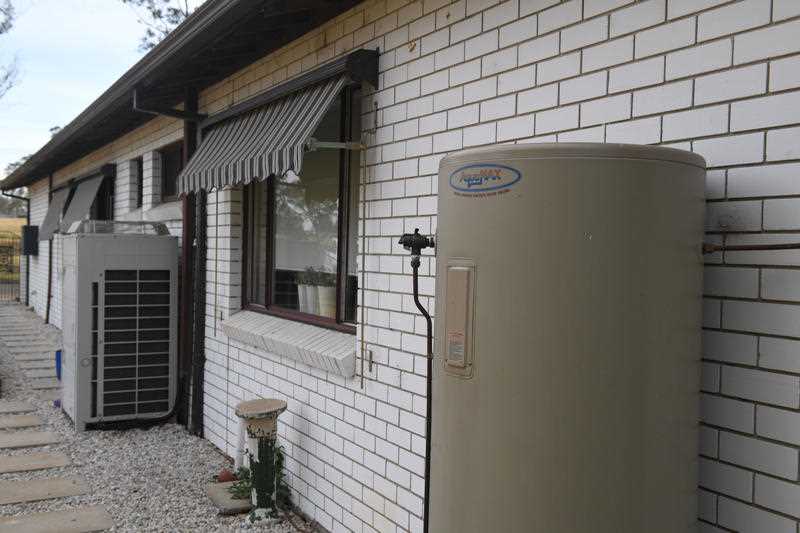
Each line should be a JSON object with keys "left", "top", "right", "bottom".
{"left": 430, "top": 143, "right": 705, "bottom": 532}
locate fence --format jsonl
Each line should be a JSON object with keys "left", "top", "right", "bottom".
{"left": 0, "top": 233, "right": 21, "bottom": 302}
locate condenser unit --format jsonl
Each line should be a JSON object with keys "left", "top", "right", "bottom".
{"left": 61, "top": 221, "right": 178, "bottom": 430}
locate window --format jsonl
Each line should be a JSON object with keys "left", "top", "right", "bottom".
{"left": 243, "top": 89, "right": 360, "bottom": 332}
{"left": 159, "top": 142, "right": 183, "bottom": 201}
{"left": 90, "top": 176, "right": 115, "bottom": 220}
{"left": 135, "top": 157, "right": 144, "bottom": 208}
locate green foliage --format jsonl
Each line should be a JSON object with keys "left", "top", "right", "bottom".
{"left": 227, "top": 446, "right": 292, "bottom": 508}
{"left": 227, "top": 467, "right": 252, "bottom": 500}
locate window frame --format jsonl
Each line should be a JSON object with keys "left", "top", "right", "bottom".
{"left": 159, "top": 141, "right": 184, "bottom": 202}
{"left": 135, "top": 156, "right": 144, "bottom": 209}
{"left": 241, "top": 89, "right": 358, "bottom": 335}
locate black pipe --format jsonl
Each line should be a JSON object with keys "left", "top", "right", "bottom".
{"left": 703, "top": 241, "right": 800, "bottom": 254}
{"left": 410, "top": 258, "right": 433, "bottom": 533}
{"left": 2, "top": 191, "right": 30, "bottom": 306}
{"left": 45, "top": 175, "right": 53, "bottom": 324}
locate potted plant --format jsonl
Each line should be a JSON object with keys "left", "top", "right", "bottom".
{"left": 295, "top": 269, "right": 317, "bottom": 315}
{"left": 313, "top": 268, "right": 337, "bottom": 319}
{"left": 297, "top": 267, "right": 336, "bottom": 318}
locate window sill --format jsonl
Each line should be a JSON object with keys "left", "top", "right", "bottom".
{"left": 221, "top": 310, "right": 356, "bottom": 378}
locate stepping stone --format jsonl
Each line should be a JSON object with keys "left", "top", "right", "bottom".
{"left": 0, "top": 414, "right": 42, "bottom": 429}
{"left": 0, "top": 476, "right": 87, "bottom": 505}
{"left": 20, "top": 360, "right": 55, "bottom": 369}
{"left": 0, "top": 401, "right": 35, "bottom": 414}
{"left": 25, "top": 368, "right": 57, "bottom": 379}
{"left": 0, "top": 452, "right": 69, "bottom": 473}
{"left": 7, "top": 346, "right": 58, "bottom": 354}
{"left": 15, "top": 353, "right": 52, "bottom": 361}
{"left": 4, "top": 341, "right": 53, "bottom": 348}
{"left": 206, "top": 482, "right": 253, "bottom": 515}
{"left": 37, "top": 390, "right": 61, "bottom": 401}
{"left": 0, "top": 505, "right": 113, "bottom": 533}
{"left": 29, "top": 378, "right": 60, "bottom": 390}
{"left": 0, "top": 431, "right": 59, "bottom": 449}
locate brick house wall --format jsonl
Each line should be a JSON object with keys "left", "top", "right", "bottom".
{"left": 17, "top": 0, "right": 800, "bottom": 531}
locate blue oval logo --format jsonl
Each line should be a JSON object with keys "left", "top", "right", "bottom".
{"left": 449, "top": 164, "right": 521, "bottom": 195}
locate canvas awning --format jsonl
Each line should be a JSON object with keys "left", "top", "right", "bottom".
{"left": 60, "top": 175, "right": 104, "bottom": 233}
{"left": 38, "top": 187, "right": 71, "bottom": 241}
{"left": 179, "top": 74, "right": 347, "bottom": 193}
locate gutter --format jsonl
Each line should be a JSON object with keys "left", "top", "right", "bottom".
{"left": 1, "top": 190, "right": 30, "bottom": 306}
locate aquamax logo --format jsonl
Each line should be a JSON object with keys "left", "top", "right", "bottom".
{"left": 449, "top": 163, "right": 521, "bottom": 196}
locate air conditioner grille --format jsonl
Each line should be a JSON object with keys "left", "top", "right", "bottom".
{"left": 100, "top": 269, "right": 171, "bottom": 417}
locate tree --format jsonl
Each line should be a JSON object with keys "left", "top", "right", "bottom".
{"left": 0, "top": 156, "right": 27, "bottom": 217}
{"left": 120, "top": 0, "right": 196, "bottom": 51}
{"left": 0, "top": 0, "right": 17, "bottom": 100}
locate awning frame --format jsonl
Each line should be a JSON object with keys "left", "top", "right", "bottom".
{"left": 199, "top": 49, "right": 378, "bottom": 133}
{"left": 51, "top": 164, "right": 116, "bottom": 195}
{"left": 38, "top": 164, "right": 116, "bottom": 241}
{"left": 179, "top": 49, "right": 377, "bottom": 194}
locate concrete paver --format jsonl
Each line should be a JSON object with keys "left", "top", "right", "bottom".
{"left": 19, "top": 360, "right": 55, "bottom": 369}
{"left": 0, "top": 476, "right": 88, "bottom": 505}
{"left": 24, "top": 368, "right": 57, "bottom": 379}
{"left": 0, "top": 400, "right": 36, "bottom": 414}
{"left": 29, "top": 378, "right": 60, "bottom": 390}
{"left": 0, "top": 414, "right": 43, "bottom": 429}
{"left": 0, "top": 431, "right": 59, "bottom": 449}
{"left": 205, "top": 482, "right": 253, "bottom": 515}
{"left": 36, "top": 390, "right": 61, "bottom": 401}
{"left": 0, "top": 506, "right": 113, "bottom": 533}
{"left": 7, "top": 346, "right": 59, "bottom": 355}
{"left": 14, "top": 353, "right": 52, "bottom": 361}
{"left": 0, "top": 452, "right": 69, "bottom": 473}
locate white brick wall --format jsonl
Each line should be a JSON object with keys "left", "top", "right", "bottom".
{"left": 15, "top": 0, "right": 800, "bottom": 531}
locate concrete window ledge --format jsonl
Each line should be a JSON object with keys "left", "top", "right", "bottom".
{"left": 221, "top": 311, "right": 356, "bottom": 378}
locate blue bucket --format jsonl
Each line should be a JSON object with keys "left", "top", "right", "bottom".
{"left": 55, "top": 350, "right": 62, "bottom": 381}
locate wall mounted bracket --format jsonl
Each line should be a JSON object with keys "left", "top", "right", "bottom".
{"left": 133, "top": 88, "right": 207, "bottom": 122}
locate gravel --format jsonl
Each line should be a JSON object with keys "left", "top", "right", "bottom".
{"left": 0, "top": 304, "right": 305, "bottom": 533}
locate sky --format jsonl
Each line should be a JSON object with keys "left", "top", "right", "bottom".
{"left": 0, "top": 0, "right": 204, "bottom": 180}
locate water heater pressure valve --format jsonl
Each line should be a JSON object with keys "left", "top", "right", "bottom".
{"left": 398, "top": 229, "right": 435, "bottom": 267}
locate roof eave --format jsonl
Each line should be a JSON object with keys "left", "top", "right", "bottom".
{"left": 1, "top": 0, "right": 261, "bottom": 190}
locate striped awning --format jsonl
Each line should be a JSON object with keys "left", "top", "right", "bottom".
{"left": 179, "top": 74, "right": 347, "bottom": 193}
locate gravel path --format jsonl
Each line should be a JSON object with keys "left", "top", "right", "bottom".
{"left": 0, "top": 304, "right": 304, "bottom": 532}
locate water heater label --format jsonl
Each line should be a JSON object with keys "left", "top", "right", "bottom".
{"left": 449, "top": 163, "right": 521, "bottom": 196}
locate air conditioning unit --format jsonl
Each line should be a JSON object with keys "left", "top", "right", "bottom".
{"left": 61, "top": 221, "right": 178, "bottom": 430}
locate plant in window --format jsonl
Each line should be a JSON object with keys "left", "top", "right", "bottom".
{"left": 296, "top": 267, "right": 336, "bottom": 318}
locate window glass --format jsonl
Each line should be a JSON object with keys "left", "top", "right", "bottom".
{"left": 272, "top": 101, "right": 342, "bottom": 318}
{"left": 242, "top": 89, "right": 361, "bottom": 328}
{"left": 160, "top": 143, "right": 183, "bottom": 200}
{"left": 90, "top": 176, "right": 115, "bottom": 221}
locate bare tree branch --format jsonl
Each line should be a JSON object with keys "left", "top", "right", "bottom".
{"left": 0, "top": 0, "right": 14, "bottom": 35}
{"left": 120, "top": 0, "right": 195, "bottom": 51}
{"left": 0, "top": 55, "right": 16, "bottom": 100}
{"left": 0, "top": 0, "right": 17, "bottom": 100}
